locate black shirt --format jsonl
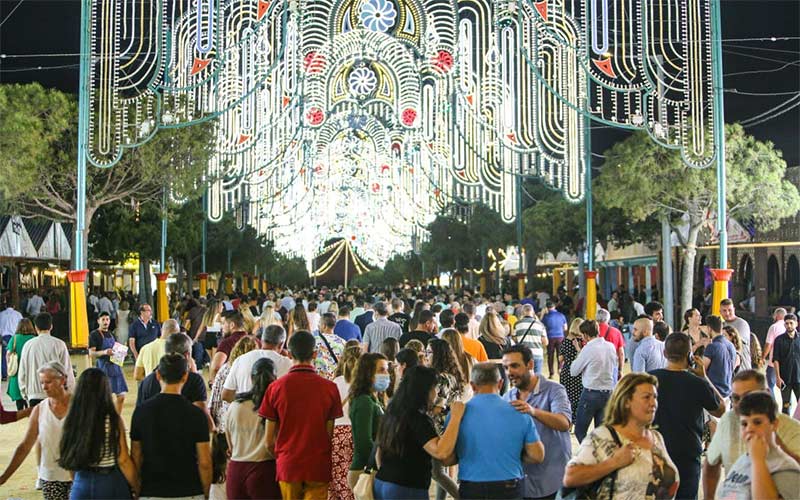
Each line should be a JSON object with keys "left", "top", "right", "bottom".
{"left": 136, "top": 371, "right": 207, "bottom": 406}
{"left": 479, "top": 336, "right": 511, "bottom": 360}
{"left": 773, "top": 332, "right": 800, "bottom": 384}
{"left": 375, "top": 410, "right": 438, "bottom": 489}
{"left": 89, "top": 329, "right": 114, "bottom": 363}
{"left": 388, "top": 312, "right": 411, "bottom": 335}
{"left": 130, "top": 393, "right": 209, "bottom": 497}
{"left": 650, "top": 369, "right": 719, "bottom": 461}
{"left": 399, "top": 330, "right": 434, "bottom": 348}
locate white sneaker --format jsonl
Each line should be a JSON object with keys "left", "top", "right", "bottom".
{"left": 35, "top": 477, "right": 42, "bottom": 490}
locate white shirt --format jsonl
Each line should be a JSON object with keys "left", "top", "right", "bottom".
{"left": 334, "top": 375, "right": 351, "bottom": 426}
{"left": 766, "top": 319, "right": 787, "bottom": 366}
{"left": 0, "top": 307, "right": 23, "bottom": 337}
{"left": 318, "top": 301, "right": 331, "bottom": 315}
{"left": 307, "top": 311, "right": 320, "bottom": 333}
{"left": 18, "top": 334, "right": 75, "bottom": 400}
{"left": 570, "top": 337, "right": 618, "bottom": 391}
{"left": 633, "top": 301, "right": 645, "bottom": 316}
{"left": 225, "top": 400, "right": 272, "bottom": 462}
{"left": 223, "top": 349, "right": 291, "bottom": 394}
{"left": 26, "top": 295, "right": 45, "bottom": 316}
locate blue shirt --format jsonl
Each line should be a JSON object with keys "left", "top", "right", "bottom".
{"left": 631, "top": 335, "right": 667, "bottom": 373}
{"left": 503, "top": 379, "right": 572, "bottom": 497}
{"left": 703, "top": 335, "right": 736, "bottom": 397}
{"left": 129, "top": 319, "right": 161, "bottom": 352}
{"left": 451, "top": 393, "right": 540, "bottom": 481}
{"left": 333, "top": 319, "right": 362, "bottom": 342}
{"left": 354, "top": 310, "right": 374, "bottom": 335}
{"left": 541, "top": 310, "right": 567, "bottom": 339}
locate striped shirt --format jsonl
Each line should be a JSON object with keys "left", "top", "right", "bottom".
{"left": 513, "top": 317, "right": 547, "bottom": 359}
{"left": 363, "top": 317, "right": 402, "bottom": 353}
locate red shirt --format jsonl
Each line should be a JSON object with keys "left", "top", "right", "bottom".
{"left": 598, "top": 322, "right": 625, "bottom": 352}
{"left": 217, "top": 331, "right": 259, "bottom": 357}
{"left": 258, "top": 365, "right": 343, "bottom": 482}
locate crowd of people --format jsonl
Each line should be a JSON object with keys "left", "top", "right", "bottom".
{"left": 0, "top": 283, "right": 799, "bottom": 500}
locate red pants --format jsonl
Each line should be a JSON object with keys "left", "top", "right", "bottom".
{"left": 226, "top": 460, "right": 281, "bottom": 499}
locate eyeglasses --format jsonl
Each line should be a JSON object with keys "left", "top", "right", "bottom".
{"left": 730, "top": 394, "right": 743, "bottom": 403}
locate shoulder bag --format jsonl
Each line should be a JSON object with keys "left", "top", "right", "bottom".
{"left": 556, "top": 426, "right": 623, "bottom": 500}
{"left": 352, "top": 443, "right": 379, "bottom": 500}
{"left": 6, "top": 335, "right": 19, "bottom": 377}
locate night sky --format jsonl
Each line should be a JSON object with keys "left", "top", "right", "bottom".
{"left": 1, "top": 0, "right": 798, "bottom": 165}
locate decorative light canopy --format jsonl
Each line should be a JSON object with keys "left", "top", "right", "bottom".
{"left": 86, "top": 0, "right": 716, "bottom": 266}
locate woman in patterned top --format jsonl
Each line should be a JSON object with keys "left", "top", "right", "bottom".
{"left": 209, "top": 335, "right": 258, "bottom": 432}
{"left": 564, "top": 373, "right": 679, "bottom": 500}
{"left": 559, "top": 317, "right": 585, "bottom": 419}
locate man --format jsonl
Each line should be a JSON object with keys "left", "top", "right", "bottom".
{"left": 363, "top": 301, "right": 402, "bottom": 353}
{"left": 318, "top": 293, "right": 332, "bottom": 315}
{"left": 438, "top": 308, "right": 455, "bottom": 336}
{"left": 511, "top": 304, "right": 548, "bottom": 375}
{"left": 88, "top": 312, "right": 128, "bottom": 411}
{"left": 631, "top": 317, "right": 666, "bottom": 373}
{"left": 596, "top": 308, "right": 625, "bottom": 378}
{"left": 0, "top": 300, "right": 22, "bottom": 379}
{"left": 333, "top": 306, "right": 361, "bottom": 342}
{"left": 134, "top": 319, "right": 179, "bottom": 380}
{"left": 450, "top": 362, "right": 544, "bottom": 499}
{"left": 773, "top": 312, "right": 800, "bottom": 415}
{"left": 541, "top": 301, "right": 567, "bottom": 379}
{"left": 703, "top": 369, "right": 800, "bottom": 498}
{"left": 353, "top": 298, "right": 374, "bottom": 335}
{"left": 454, "top": 312, "right": 488, "bottom": 362}
{"left": 209, "top": 311, "right": 255, "bottom": 382}
{"left": 222, "top": 324, "right": 292, "bottom": 402}
{"left": 703, "top": 315, "right": 736, "bottom": 399}
{"left": 399, "top": 309, "right": 436, "bottom": 347}
{"left": 644, "top": 301, "right": 664, "bottom": 322}
{"left": 313, "top": 314, "right": 346, "bottom": 380}
{"left": 25, "top": 290, "right": 44, "bottom": 317}
{"left": 387, "top": 297, "right": 411, "bottom": 335}
{"left": 570, "top": 320, "right": 618, "bottom": 443}
{"left": 131, "top": 353, "right": 212, "bottom": 499}
{"left": 348, "top": 299, "right": 365, "bottom": 323}
{"left": 259, "top": 331, "right": 343, "bottom": 499}
{"left": 18, "top": 313, "right": 74, "bottom": 405}
{"left": 128, "top": 303, "right": 161, "bottom": 361}
{"left": 462, "top": 302, "right": 480, "bottom": 340}
{"left": 651, "top": 333, "right": 725, "bottom": 500}
{"left": 720, "top": 298, "right": 752, "bottom": 370}
{"left": 502, "top": 346, "right": 571, "bottom": 499}
{"left": 96, "top": 292, "right": 115, "bottom": 321}
{"left": 763, "top": 307, "right": 787, "bottom": 391}
{"left": 607, "top": 291, "right": 619, "bottom": 313}
{"left": 536, "top": 288, "right": 550, "bottom": 313}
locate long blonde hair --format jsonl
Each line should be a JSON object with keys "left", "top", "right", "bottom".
{"left": 229, "top": 335, "right": 258, "bottom": 366}
{"left": 604, "top": 373, "right": 659, "bottom": 427}
{"left": 259, "top": 305, "right": 281, "bottom": 329}
{"left": 478, "top": 311, "right": 507, "bottom": 346}
{"left": 567, "top": 317, "right": 584, "bottom": 338}
{"left": 239, "top": 304, "right": 257, "bottom": 334}
{"left": 443, "top": 328, "right": 474, "bottom": 383}
{"left": 334, "top": 345, "right": 362, "bottom": 383}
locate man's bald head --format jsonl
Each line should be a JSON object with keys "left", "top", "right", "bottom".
{"left": 632, "top": 317, "right": 653, "bottom": 341}
{"left": 161, "top": 319, "right": 180, "bottom": 337}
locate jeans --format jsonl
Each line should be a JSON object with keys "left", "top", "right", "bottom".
{"left": 533, "top": 357, "right": 544, "bottom": 375}
{"left": 373, "top": 478, "right": 429, "bottom": 500}
{"left": 1, "top": 334, "right": 10, "bottom": 378}
{"left": 766, "top": 366, "right": 776, "bottom": 392}
{"left": 574, "top": 389, "right": 611, "bottom": 444}
{"left": 191, "top": 342, "right": 206, "bottom": 369}
{"left": 70, "top": 468, "right": 131, "bottom": 499}
{"left": 546, "top": 338, "right": 563, "bottom": 376}
{"left": 459, "top": 479, "right": 523, "bottom": 499}
{"left": 780, "top": 382, "right": 800, "bottom": 414}
{"left": 673, "top": 456, "right": 701, "bottom": 500}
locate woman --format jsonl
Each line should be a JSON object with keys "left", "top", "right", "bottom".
{"left": 749, "top": 333, "right": 766, "bottom": 373}
{"left": 239, "top": 304, "right": 258, "bottom": 336}
{"left": 331, "top": 346, "right": 361, "bottom": 500}
{"left": 563, "top": 373, "right": 679, "bottom": 500}
{"left": 373, "top": 366, "right": 465, "bottom": 500}
{"left": 199, "top": 299, "right": 224, "bottom": 362}
{"left": 724, "top": 325, "right": 744, "bottom": 373}
{"left": 286, "top": 304, "right": 310, "bottom": 338}
{"left": 477, "top": 310, "right": 511, "bottom": 360}
{"left": 47, "top": 294, "right": 61, "bottom": 315}
{"left": 327, "top": 301, "right": 340, "bottom": 318}
{"left": 307, "top": 301, "right": 320, "bottom": 332}
{"left": 718, "top": 391, "right": 800, "bottom": 499}
{"left": 426, "top": 338, "right": 463, "bottom": 500}
{"left": 560, "top": 317, "right": 585, "bottom": 419}
{"left": 348, "top": 353, "right": 389, "bottom": 489}
{"left": 59, "top": 368, "right": 138, "bottom": 499}
{"left": 6, "top": 318, "right": 37, "bottom": 410}
{"left": 89, "top": 313, "right": 128, "bottom": 414}
{"left": 224, "top": 357, "right": 280, "bottom": 499}
{"left": 682, "top": 308, "right": 710, "bottom": 355}
{"left": 404, "top": 339, "right": 427, "bottom": 366}
{"left": 210, "top": 335, "right": 258, "bottom": 431}
{"left": 441, "top": 328, "right": 474, "bottom": 401}
{"left": 0, "top": 362, "right": 73, "bottom": 499}
{"left": 258, "top": 302, "right": 282, "bottom": 331}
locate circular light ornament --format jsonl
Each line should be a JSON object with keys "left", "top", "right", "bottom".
{"left": 359, "top": 0, "right": 397, "bottom": 33}
{"left": 306, "top": 107, "right": 324, "bottom": 126}
{"left": 348, "top": 66, "right": 378, "bottom": 96}
{"left": 401, "top": 108, "right": 417, "bottom": 127}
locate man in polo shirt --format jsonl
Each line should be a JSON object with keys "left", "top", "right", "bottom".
{"left": 702, "top": 315, "right": 736, "bottom": 399}
{"left": 363, "top": 301, "right": 402, "bottom": 353}
{"left": 128, "top": 303, "right": 161, "bottom": 361}
{"left": 502, "top": 345, "right": 571, "bottom": 499}
{"left": 631, "top": 317, "right": 666, "bottom": 373}
{"left": 260, "top": 331, "right": 343, "bottom": 499}
{"left": 511, "top": 304, "right": 547, "bottom": 375}
{"left": 333, "top": 306, "right": 361, "bottom": 342}
{"left": 541, "top": 301, "right": 567, "bottom": 379}
{"left": 454, "top": 313, "right": 488, "bottom": 362}
{"left": 134, "top": 319, "right": 179, "bottom": 381}
{"left": 449, "top": 362, "right": 544, "bottom": 499}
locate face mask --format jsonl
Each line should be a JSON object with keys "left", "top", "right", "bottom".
{"left": 373, "top": 373, "right": 391, "bottom": 393}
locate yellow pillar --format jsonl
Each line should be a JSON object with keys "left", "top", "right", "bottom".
{"left": 710, "top": 268, "right": 733, "bottom": 316}
{"left": 585, "top": 270, "right": 598, "bottom": 320}
{"left": 242, "top": 273, "right": 250, "bottom": 294}
{"left": 68, "top": 270, "right": 90, "bottom": 348}
{"left": 252, "top": 274, "right": 259, "bottom": 292}
{"left": 225, "top": 273, "right": 234, "bottom": 295}
{"left": 453, "top": 273, "right": 462, "bottom": 292}
{"left": 553, "top": 268, "right": 562, "bottom": 296}
{"left": 517, "top": 273, "right": 526, "bottom": 300}
{"left": 261, "top": 277, "right": 268, "bottom": 294}
{"left": 479, "top": 273, "right": 488, "bottom": 295}
{"left": 155, "top": 273, "right": 169, "bottom": 323}
{"left": 198, "top": 273, "right": 208, "bottom": 296}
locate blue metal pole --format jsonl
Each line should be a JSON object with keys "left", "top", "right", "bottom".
{"left": 711, "top": 0, "right": 728, "bottom": 269}
{"left": 74, "top": 0, "right": 91, "bottom": 270}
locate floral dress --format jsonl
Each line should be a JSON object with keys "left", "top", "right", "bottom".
{"left": 559, "top": 336, "right": 584, "bottom": 418}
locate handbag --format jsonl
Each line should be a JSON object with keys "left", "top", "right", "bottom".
{"left": 556, "top": 426, "right": 623, "bottom": 500}
{"left": 6, "top": 336, "right": 18, "bottom": 377}
{"left": 352, "top": 442, "right": 380, "bottom": 500}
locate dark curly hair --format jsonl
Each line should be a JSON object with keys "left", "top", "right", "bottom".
{"left": 428, "top": 338, "right": 466, "bottom": 389}
{"left": 348, "top": 353, "right": 387, "bottom": 402}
